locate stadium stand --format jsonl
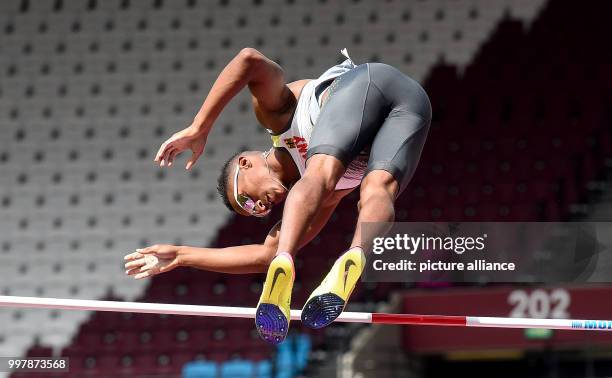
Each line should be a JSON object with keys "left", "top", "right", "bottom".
{"left": 4, "top": 0, "right": 589, "bottom": 376}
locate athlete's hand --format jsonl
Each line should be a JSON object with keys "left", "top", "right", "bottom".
{"left": 124, "top": 244, "right": 183, "bottom": 279}
{"left": 154, "top": 126, "right": 207, "bottom": 170}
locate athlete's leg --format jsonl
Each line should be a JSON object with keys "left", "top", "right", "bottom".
{"left": 275, "top": 64, "right": 385, "bottom": 256}
{"left": 350, "top": 170, "right": 399, "bottom": 249}
{"left": 350, "top": 63, "right": 431, "bottom": 251}
{"left": 276, "top": 154, "right": 345, "bottom": 255}
{"left": 302, "top": 63, "right": 432, "bottom": 329}
{"left": 256, "top": 151, "right": 344, "bottom": 344}
{"left": 263, "top": 64, "right": 384, "bottom": 336}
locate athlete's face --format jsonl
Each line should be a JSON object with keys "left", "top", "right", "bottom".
{"left": 230, "top": 154, "right": 288, "bottom": 216}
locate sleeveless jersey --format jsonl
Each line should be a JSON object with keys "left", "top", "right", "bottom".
{"left": 269, "top": 49, "right": 368, "bottom": 190}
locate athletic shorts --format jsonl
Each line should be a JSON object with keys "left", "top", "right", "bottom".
{"left": 306, "top": 63, "right": 432, "bottom": 194}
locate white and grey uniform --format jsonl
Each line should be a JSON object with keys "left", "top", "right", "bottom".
{"left": 270, "top": 49, "right": 432, "bottom": 193}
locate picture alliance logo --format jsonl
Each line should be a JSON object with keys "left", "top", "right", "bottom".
{"left": 371, "top": 233, "right": 488, "bottom": 255}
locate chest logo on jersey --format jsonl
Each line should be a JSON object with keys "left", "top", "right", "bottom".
{"left": 284, "top": 136, "right": 308, "bottom": 159}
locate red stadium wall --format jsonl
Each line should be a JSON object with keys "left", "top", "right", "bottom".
{"left": 402, "top": 286, "right": 612, "bottom": 353}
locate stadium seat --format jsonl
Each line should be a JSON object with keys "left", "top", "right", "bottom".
{"left": 220, "top": 358, "right": 255, "bottom": 378}
{"left": 255, "top": 360, "right": 273, "bottom": 378}
{"left": 182, "top": 360, "right": 217, "bottom": 378}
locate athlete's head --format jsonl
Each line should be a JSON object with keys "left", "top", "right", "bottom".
{"left": 217, "top": 150, "right": 289, "bottom": 217}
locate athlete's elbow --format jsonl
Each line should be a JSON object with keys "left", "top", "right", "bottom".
{"left": 238, "top": 47, "right": 265, "bottom": 66}
{"left": 236, "top": 48, "right": 270, "bottom": 81}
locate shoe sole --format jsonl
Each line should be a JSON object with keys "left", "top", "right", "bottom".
{"left": 255, "top": 303, "right": 290, "bottom": 344}
{"left": 301, "top": 249, "right": 364, "bottom": 329}
{"left": 255, "top": 254, "right": 294, "bottom": 344}
{"left": 301, "top": 293, "right": 345, "bottom": 329}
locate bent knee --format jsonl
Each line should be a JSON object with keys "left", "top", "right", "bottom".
{"left": 359, "top": 186, "right": 395, "bottom": 209}
{"left": 360, "top": 170, "right": 399, "bottom": 199}
{"left": 357, "top": 178, "right": 396, "bottom": 222}
{"left": 304, "top": 154, "right": 345, "bottom": 192}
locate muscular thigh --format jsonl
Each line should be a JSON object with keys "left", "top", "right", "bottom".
{"left": 365, "top": 63, "right": 432, "bottom": 194}
{"left": 306, "top": 63, "right": 389, "bottom": 167}
{"left": 307, "top": 62, "right": 432, "bottom": 195}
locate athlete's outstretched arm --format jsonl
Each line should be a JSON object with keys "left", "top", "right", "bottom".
{"left": 124, "top": 191, "right": 348, "bottom": 279}
{"left": 124, "top": 227, "right": 280, "bottom": 278}
{"left": 154, "top": 48, "right": 295, "bottom": 169}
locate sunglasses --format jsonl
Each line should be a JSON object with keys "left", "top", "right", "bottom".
{"left": 233, "top": 163, "right": 271, "bottom": 217}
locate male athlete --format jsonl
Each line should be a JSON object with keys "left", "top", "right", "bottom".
{"left": 124, "top": 48, "right": 431, "bottom": 344}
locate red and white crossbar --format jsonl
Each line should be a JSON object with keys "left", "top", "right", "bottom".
{"left": 0, "top": 295, "right": 610, "bottom": 331}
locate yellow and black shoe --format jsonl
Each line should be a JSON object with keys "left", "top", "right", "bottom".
{"left": 255, "top": 252, "right": 295, "bottom": 344}
{"left": 301, "top": 247, "right": 366, "bottom": 329}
